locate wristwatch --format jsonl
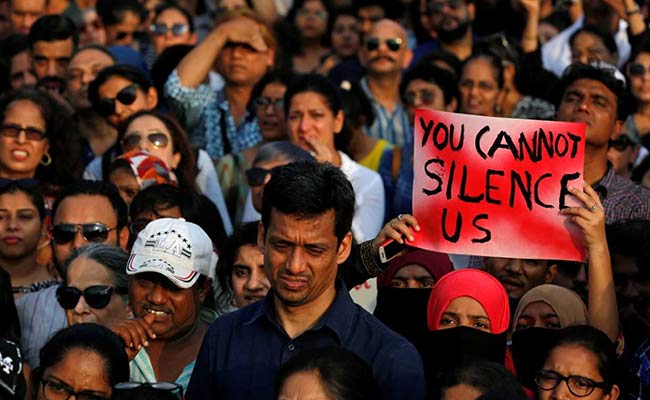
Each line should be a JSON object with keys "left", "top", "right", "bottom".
{"left": 626, "top": 3, "right": 641, "bottom": 15}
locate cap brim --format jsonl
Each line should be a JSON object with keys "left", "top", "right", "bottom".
{"left": 127, "top": 254, "right": 199, "bottom": 289}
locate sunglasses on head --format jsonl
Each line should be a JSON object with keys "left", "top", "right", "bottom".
{"left": 96, "top": 84, "right": 139, "bottom": 118}
{"left": 629, "top": 63, "right": 650, "bottom": 77}
{"left": 245, "top": 166, "right": 281, "bottom": 186}
{"left": 0, "top": 123, "right": 47, "bottom": 141}
{"left": 56, "top": 285, "right": 126, "bottom": 310}
{"left": 404, "top": 90, "right": 437, "bottom": 107}
{"left": 427, "top": 0, "right": 463, "bottom": 13}
{"left": 121, "top": 131, "right": 170, "bottom": 151}
{"left": 365, "top": 37, "right": 403, "bottom": 52}
{"left": 52, "top": 223, "right": 116, "bottom": 245}
{"left": 149, "top": 23, "right": 190, "bottom": 36}
{"left": 610, "top": 135, "right": 635, "bottom": 151}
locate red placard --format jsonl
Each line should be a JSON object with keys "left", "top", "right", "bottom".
{"left": 410, "top": 110, "right": 587, "bottom": 261}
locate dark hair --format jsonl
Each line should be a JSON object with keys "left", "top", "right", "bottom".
{"left": 119, "top": 110, "right": 197, "bottom": 190}
{"left": 462, "top": 52, "right": 504, "bottom": 89}
{"left": 88, "top": 65, "right": 155, "bottom": 122}
{"left": 63, "top": 244, "right": 129, "bottom": 291}
{"left": 400, "top": 63, "right": 460, "bottom": 108}
{"left": 248, "top": 69, "right": 297, "bottom": 117}
{"left": 339, "top": 80, "right": 375, "bottom": 129}
{"left": 284, "top": 74, "right": 350, "bottom": 151}
{"left": 0, "top": 182, "right": 45, "bottom": 221}
{"left": 28, "top": 14, "right": 78, "bottom": 49}
{"left": 150, "top": 44, "right": 193, "bottom": 104}
{"left": 154, "top": 3, "right": 195, "bottom": 32}
{"left": 215, "top": 221, "right": 259, "bottom": 311}
{"left": 96, "top": 0, "right": 144, "bottom": 27}
{"left": 438, "top": 361, "right": 527, "bottom": 400}
{"left": 624, "top": 42, "right": 650, "bottom": 114}
{"left": 415, "top": 49, "right": 462, "bottom": 80}
{"left": 35, "top": 323, "right": 129, "bottom": 388}
{"left": 547, "top": 325, "right": 619, "bottom": 391}
{"left": 606, "top": 220, "right": 650, "bottom": 279}
{"left": 261, "top": 161, "right": 354, "bottom": 243}
{"left": 273, "top": 347, "right": 379, "bottom": 400}
{"left": 352, "top": 0, "right": 399, "bottom": 17}
{"left": 631, "top": 153, "right": 650, "bottom": 182}
{"left": 253, "top": 141, "right": 314, "bottom": 165}
{"left": 0, "top": 88, "right": 83, "bottom": 184}
{"left": 552, "top": 63, "right": 627, "bottom": 121}
{"left": 52, "top": 180, "right": 128, "bottom": 230}
{"left": 569, "top": 26, "right": 618, "bottom": 60}
{"left": 0, "top": 267, "right": 21, "bottom": 342}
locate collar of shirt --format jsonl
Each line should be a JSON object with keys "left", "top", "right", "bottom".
{"left": 360, "top": 77, "right": 406, "bottom": 114}
{"left": 242, "top": 278, "right": 356, "bottom": 343}
{"left": 216, "top": 90, "right": 253, "bottom": 123}
{"left": 592, "top": 163, "right": 613, "bottom": 200}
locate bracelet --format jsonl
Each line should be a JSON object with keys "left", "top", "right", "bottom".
{"left": 626, "top": 4, "right": 641, "bottom": 15}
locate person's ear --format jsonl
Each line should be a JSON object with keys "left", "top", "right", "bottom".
{"left": 188, "top": 33, "right": 198, "bottom": 45}
{"left": 266, "top": 48, "right": 276, "bottom": 68}
{"left": 445, "top": 98, "right": 458, "bottom": 112}
{"left": 467, "top": 2, "right": 476, "bottom": 21}
{"left": 333, "top": 110, "right": 344, "bottom": 134}
{"left": 198, "top": 277, "right": 212, "bottom": 303}
{"left": 604, "top": 384, "right": 620, "bottom": 400}
{"left": 118, "top": 226, "right": 130, "bottom": 251}
{"left": 170, "top": 152, "right": 181, "bottom": 169}
{"left": 402, "top": 48, "right": 413, "bottom": 69}
{"left": 610, "top": 119, "right": 623, "bottom": 141}
{"left": 336, "top": 232, "right": 353, "bottom": 265}
{"left": 545, "top": 263, "right": 558, "bottom": 283}
{"left": 145, "top": 87, "right": 158, "bottom": 110}
{"left": 257, "top": 220, "right": 266, "bottom": 251}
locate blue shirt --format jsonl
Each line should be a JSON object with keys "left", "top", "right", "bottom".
{"left": 186, "top": 280, "right": 426, "bottom": 400}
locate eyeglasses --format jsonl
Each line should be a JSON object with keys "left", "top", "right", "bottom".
{"left": 535, "top": 369, "right": 610, "bottom": 397}
{"left": 56, "top": 285, "right": 126, "bottom": 310}
{"left": 245, "top": 166, "right": 281, "bottom": 186}
{"left": 254, "top": 96, "right": 284, "bottom": 111}
{"left": 628, "top": 63, "right": 650, "bottom": 77}
{"left": 365, "top": 37, "right": 403, "bottom": 52}
{"left": 610, "top": 134, "right": 636, "bottom": 151}
{"left": 404, "top": 90, "right": 437, "bottom": 107}
{"left": 121, "top": 131, "right": 170, "bottom": 151}
{"left": 427, "top": 0, "right": 464, "bottom": 13}
{"left": 0, "top": 123, "right": 47, "bottom": 141}
{"left": 296, "top": 8, "right": 329, "bottom": 20}
{"left": 113, "top": 382, "right": 183, "bottom": 399}
{"left": 149, "top": 23, "right": 190, "bottom": 36}
{"left": 96, "top": 84, "right": 139, "bottom": 118}
{"left": 51, "top": 223, "right": 117, "bottom": 245}
{"left": 41, "top": 377, "right": 108, "bottom": 400}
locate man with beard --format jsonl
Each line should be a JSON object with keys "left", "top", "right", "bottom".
{"left": 417, "top": 0, "right": 475, "bottom": 63}
{"left": 358, "top": 19, "right": 413, "bottom": 146}
{"left": 15, "top": 181, "right": 129, "bottom": 368}
{"left": 28, "top": 14, "right": 77, "bottom": 96}
{"left": 483, "top": 257, "right": 558, "bottom": 307}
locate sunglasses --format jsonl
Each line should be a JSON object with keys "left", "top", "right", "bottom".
{"left": 610, "top": 135, "right": 635, "bottom": 151}
{"left": 121, "top": 131, "right": 170, "bottom": 151}
{"left": 114, "top": 382, "right": 183, "bottom": 399}
{"left": 629, "top": 63, "right": 650, "bottom": 77}
{"left": 365, "top": 37, "right": 403, "bottom": 52}
{"left": 149, "top": 23, "right": 190, "bottom": 36}
{"left": 245, "top": 166, "right": 281, "bottom": 186}
{"left": 254, "top": 96, "right": 284, "bottom": 111}
{"left": 0, "top": 123, "right": 47, "bottom": 141}
{"left": 427, "top": 0, "right": 463, "bottom": 13}
{"left": 52, "top": 223, "right": 117, "bottom": 245}
{"left": 96, "top": 84, "right": 139, "bottom": 118}
{"left": 404, "top": 90, "right": 437, "bottom": 107}
{"left": 56, "top": 285, "right": 126, "bottom": 310}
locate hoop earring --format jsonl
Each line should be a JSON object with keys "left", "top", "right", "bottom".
{"left": 40, "top": 152, "right": 52, "bottom": 166}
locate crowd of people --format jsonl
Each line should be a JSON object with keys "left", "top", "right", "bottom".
{"left": 0, "top": 0, "right": 649, "bottom": 399}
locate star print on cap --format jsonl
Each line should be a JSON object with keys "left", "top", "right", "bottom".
{"left": 127, "top": 218, "right": 217, "bottom": 289}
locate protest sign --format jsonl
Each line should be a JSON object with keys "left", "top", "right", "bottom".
{"left": 410, "top": 110, "right": 587, "bottom": 261}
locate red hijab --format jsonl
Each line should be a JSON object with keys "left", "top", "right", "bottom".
{"left": 377, "top": 249, "right": 453, "bottom": 287}
{"left": 427, "top": 269, "right": 510, "bottom": 334}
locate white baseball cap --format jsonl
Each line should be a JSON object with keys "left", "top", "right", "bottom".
{"left": 127, "top": 218, "right": 217, "bottom": 289}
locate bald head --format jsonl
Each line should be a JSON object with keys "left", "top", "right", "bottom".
{"left": 361, "top": 18, "right": 412, "bottom": 76}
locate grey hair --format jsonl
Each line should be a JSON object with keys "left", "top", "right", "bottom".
{"left": 253, "top": 141, "right": 314, "bottom": 165}
{"left": 63, "top": 244, "right": 129, "bottom": 290}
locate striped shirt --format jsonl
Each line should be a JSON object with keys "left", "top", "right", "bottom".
{"left": 16, "top": 284, "right": 67, "bottom": 368}
{"left": 165, "top": 69, "right": 262, "bottom": 159}
{"left": 360, "top": 77, "right": 412, "bottom": 146}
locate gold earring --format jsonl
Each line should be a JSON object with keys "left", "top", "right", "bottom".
{"left": 40, "top": 152, "right": 52, "bottom": 166}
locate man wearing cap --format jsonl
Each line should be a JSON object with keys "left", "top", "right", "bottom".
{"left": 111, "top": 218, "right": 216, "bottom": 391}
{"left": 186, "top": 161, "right": 425, "bottom": 400}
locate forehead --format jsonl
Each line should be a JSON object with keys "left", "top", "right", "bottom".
{"left": 369, "top": 20, "right": 406, "bottom": 39}
{"left": 126, "top": 115, "right": 169, "bottom": 134}
{"left": 461, "top": 57, "right": 498, "bottom": 80}
{"left": 407, "top": 78, "right": 444, "bottom": 92}
{"left": 520, "top": 300, "right": 557, "bottom": 316}
{"left": 54, "top": 194, "right": 117, "bottom": 225}
{"left": 67, "top": 256, "right": 113, "bottom": 282}
{"left": 70, "top": 49, "right": 114, "bottom": 69}
{"left": 156, "top": 8, "right": 189, "bottom": 23}
{"left": 32, "top": 39, "right": 74, "bottom": 57}
{"left": 358, "top": 5, "right": 384, "bottom": 17}
{"left": 573, "top": 31, "right": 606, "bottom": 48}
{"left": 262, "top": 81, "right": 287, "bottom": 96}
{"left": 564, "top": 78, "right": 617, "bottom": 99}
{"left": 11, "top": 0, "right": 46, "bottom": 11}
{"left": 3, "top": 99, "right": 42, "bottom": 120}
{"left": 289, "top": 91, "right": 330, "bottom": 111}
{"left": 268, "top": 208, "right": 337, "bottom": 238}
{"left": 633, "top": 51, "right": 650, "bottom": 63}
{"left": 0, "top": 190, "right": 38, "bottom": 209}
{"left": 394, "top": 264, "right": 433, "bottom": 278}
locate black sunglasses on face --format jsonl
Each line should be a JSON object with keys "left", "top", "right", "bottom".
{"left": 121, "top": 131, "right": 170, "bottom": 151}
{"left": 610, "top": 135, "right": 635, "bottom": 151}
{"left": 535, "top": 369, "right": 610, "bottom": 397}
{"left": 629, "top": 63, "right": 650, "bottom": 77}
{"left": 245, "top": 166, "right": 282, "bottom": 186}
{"left": 0, "top": 123, "right": 47, "bottom": 141}
{"left": 96, "top": 84, "right": 139, "bottom": 117}
{"left": 365, "top": 37, "right": 403, "bottom": 52}
{"left": 52, "top": 223, "right": 117, "bottom": 245}
{"left": 0, "top": 178, "right": 40, "bottom": 191}
{"left": 114, "top": 382, "right": 183, "bottom": 399}
{"left": 56, "top": 285, "right": 126, "bottom": 310}
{"left": 149, "top": 23, "right": 189, "bottom": 36}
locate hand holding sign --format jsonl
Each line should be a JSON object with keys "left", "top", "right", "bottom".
{"left": 561, "top": 182, "right": 607, "bottom": 252}
{"left": 411, "top": 110, "right": 587, "bottom": 261}
{"left": 371, "top": 214, "right": 420, "bottom": 261}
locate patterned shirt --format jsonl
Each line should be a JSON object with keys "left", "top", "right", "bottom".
{"left": 628, "top": 338, "right": 650, "bottom": 400}
{"left": 360, "top": 77, "right": 412, "bottom": 147}
{"left": 594, "top": 165, "right": 650, "bottom": 225}
{"left": 164, "top": 69, "right": 262, "bottom": 159}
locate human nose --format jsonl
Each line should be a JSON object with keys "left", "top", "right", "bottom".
{"left": 506, "top": 260, "right": 523, "bottom": 274}
{"left": 14, "top": 129, "right": 28, "bottom": 144}
{"left": 71, "top": 228, "right": 88, "bottom": 249}
{"left": 298, "top": 116, "right": 312, "bottom": 132}
{"left": 147, "top": 283, "right": 167, "bottom": 304}
{"left": 114, "top": 101, "right": 130, "bottom": 118}
{"left": 81, "top": 71, "right": 95, "bottom": 85}
{"left": 285, "top": 248, "right": 307, "bottom": 275}
{"left": 6, "top": 215, "right": 19, "bottom": 231}
{"left": 551, "top": 378, "right": 573, "bottom": 400}
{"left": 246, "top": 269, "right": 269, "bottom": 291}
{"left": 73, "top": 294, "right": 91, "bottom": 315}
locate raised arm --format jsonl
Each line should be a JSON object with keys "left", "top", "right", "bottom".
{"left": 562, "top": 182, "right": 619, "bottom": 341}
